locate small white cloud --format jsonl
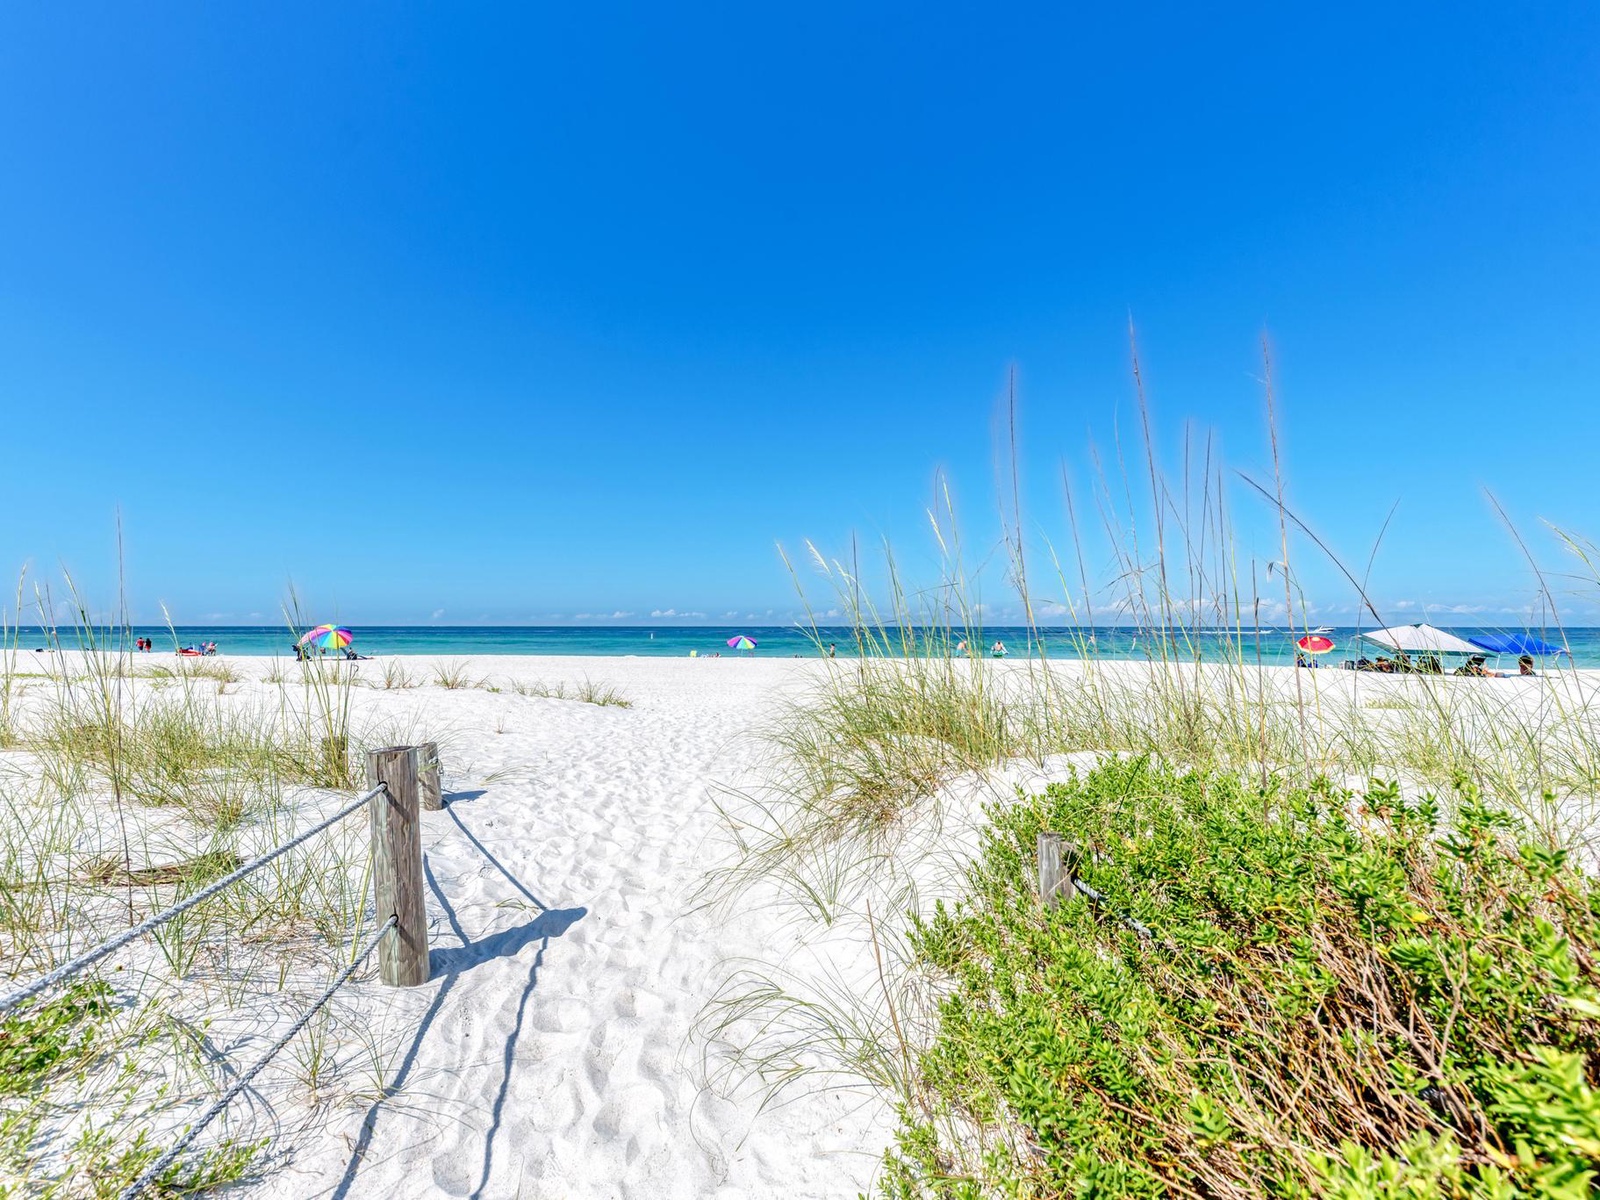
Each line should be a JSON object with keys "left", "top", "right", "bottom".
{"left": 430, "top": 609, "right": 446, "bottom": 621}
{"left": 1393, "top": 600, "right": 1417, "bottom": 611}
{"left": 651, "top": 608, "right": 677, "bottom": 618}
{"left": 610, "top": 611, "right": 634, "bottom": 620}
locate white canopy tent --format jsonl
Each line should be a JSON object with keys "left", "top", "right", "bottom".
{"left": 1358, "top": 623, "right": 1482, "bottom": 655}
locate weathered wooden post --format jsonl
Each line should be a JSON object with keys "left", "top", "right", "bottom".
{"left": 1038, "top": 832, "right": 1064, "bottom": 909}
{"left": 366, "top": 746, "right": 430, "bottom": 986}
{"left": 416, "top": 741, "right": 442, "bottom": 811}
{"left": 1038, "top": 834, "right": 1082, "bottom": 910}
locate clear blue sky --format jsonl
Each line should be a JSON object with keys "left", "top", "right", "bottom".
{"left": 2, "top": 4, "right": 1597, "bottom": 626}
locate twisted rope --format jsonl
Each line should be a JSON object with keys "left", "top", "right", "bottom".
{"left": 0, "top": 784, "right": 383, "bottom": 1016}
{"left": 1068, "top": 877, "right": 1157, "bottom": 940}
{"left": 116, "top": 913, "right": 398, "bottom": 1200}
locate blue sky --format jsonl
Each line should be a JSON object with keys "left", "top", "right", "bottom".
{"left": 2, "top": 4, "right": 1598, "bottom": 626}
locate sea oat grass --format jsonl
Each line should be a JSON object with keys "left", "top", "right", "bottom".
{"left": 432, "top": 660, "right": 480, "bottom": 690}
{"left": 508, "top": 678, "right": 633, "bottom": 708}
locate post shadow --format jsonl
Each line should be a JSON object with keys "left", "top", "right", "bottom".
{"left": 330, "top": 853, "right": 584, "bottom": 1199}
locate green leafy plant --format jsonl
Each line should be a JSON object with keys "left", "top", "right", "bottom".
{"left": 0, "top": 982, "right": 112, "bottom": 1101}
{"left": 884, "top": 758, "right": 1600, "bottom": 1198}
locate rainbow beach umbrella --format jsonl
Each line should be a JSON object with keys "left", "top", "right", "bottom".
{"left": 299, "top": 624, "right": 354, "bottom": 651}
{"left": 727, "top": 635, "right": 757, "bottom": 653}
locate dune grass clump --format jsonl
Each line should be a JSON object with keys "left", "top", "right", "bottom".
{"left": 34, "top": 696, "right": 278, "bottom": 830}
{"left": 883, "top": 757, "right": 1600, "bottom": 1198}
{"left": 574, "top": 679, "right": 632, "bottom": 709}
{"left": 377, "top": 659, "right": 417, "bottom": 690}
{"left": 509, "top": 678, "right": 633, "bottom": 708}
{"left": 432, "top": 660, "right": 479, "bottom": 690}
{"left": 170, "top": 658, "right": 242, "bottom": 686}
{"left": 772, "top": 657, "right": 1021, "bottom": 836}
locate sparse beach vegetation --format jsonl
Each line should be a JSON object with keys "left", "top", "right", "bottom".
{"left": 509, "top": 678, "right": 633, "bottom": 708}
{"left": 0, "top": 590, "right": 437, "bottom": 1194}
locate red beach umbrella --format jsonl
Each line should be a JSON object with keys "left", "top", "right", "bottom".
{"left": 1297, "top": 634, "right": 1336, "bottom": 654}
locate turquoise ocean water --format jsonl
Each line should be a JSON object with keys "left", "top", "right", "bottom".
{"left": 13, "top": 625, "right": 1600, "bottom": 668}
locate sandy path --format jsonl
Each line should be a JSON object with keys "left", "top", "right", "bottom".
{"left": 251, "top": 656, "right": 891, "bottom": 1200}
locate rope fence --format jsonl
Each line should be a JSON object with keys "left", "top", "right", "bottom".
{"left": 0, "top": 785, "right": 382, "bottom": 1016}
{"left": 0, "top": 742, "right": 445, "bottom": 1200}
{"left": 114, "top": 914, "right": 398, "bottom": 1200}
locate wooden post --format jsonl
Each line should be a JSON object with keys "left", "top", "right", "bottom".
{"left": 1038, "top": 832, "right": 1063, "bottom": 909}
{"left": 1063, "top": 841, "right": 1082, "bottom": 893}
{"left": 366, "top": 746, "right": 430, "bottom": 986}
{"left": 1038, "top": 834, "right": 1082, "bottom": 910}
{"left": 416, "top": 741, "right": 442, "bottom": 811}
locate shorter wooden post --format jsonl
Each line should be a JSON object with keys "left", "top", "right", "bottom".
{"left": 1038, "top": 832, "right": 1063, "bottom": 909}
{"left": 366, "top": 746, "right": 430, "bottom": 986}
{"left": 1063, "top": 841, "right": 1082, "bottom": 893}
{"left": 1038, "top": 834, "right": 1083, "bottom": 910}
{"left": 416, "top": 741, "right": 442, "bottom": 811}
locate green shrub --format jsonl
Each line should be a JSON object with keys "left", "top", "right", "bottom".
{"left": 885, "top": 758, "right": 1600, "bottom": 1199}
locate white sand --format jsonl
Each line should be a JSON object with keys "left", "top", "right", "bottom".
{"left": 186, "top": 654, "right": 902, "bottom": 1199}
{"left": 4, "top": 650, "right": 1596, "bottom": 1197}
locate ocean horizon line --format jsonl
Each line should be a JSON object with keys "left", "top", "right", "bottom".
{"left": 11, "top": 621, "right": 1600, "bottom": 667}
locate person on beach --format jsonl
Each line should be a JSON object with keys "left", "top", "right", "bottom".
{"left": 1519, "top": 654, "right": 1536, "bottom": 676}
{"left": 991, "top": 640, "right": 1007, "bottom": 658}
{"left": 826, "top": 643, "right": 837, "bottom": 658}
{"left": 1455, "top": 655, "right": 1490, "bottom": 678}
{"left": 955, "top": 639, "right": 968, "bottom": 657}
